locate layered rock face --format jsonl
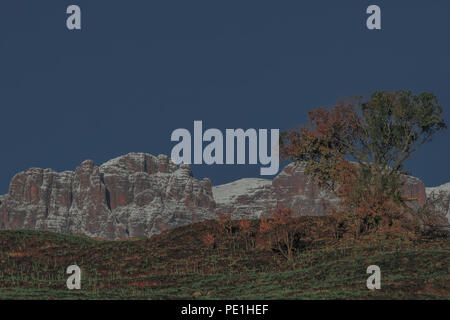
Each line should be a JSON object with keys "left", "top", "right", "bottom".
{"left": 0, "top": 153, "right": 215, "bottom": 239}
{"left": 213, "top": 162, "right": 428, "bottom": 219}
{"left": 213, "top": 162, "right": 339, "bottom": 219}
{"left": 0, "top": 153, "right": 435, "bottom": 239}
{"left": 426, "top": 183, "right": 450, "bottom": 227}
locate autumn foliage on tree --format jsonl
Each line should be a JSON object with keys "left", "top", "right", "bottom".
{"left": 202, "top": 232, "right": 216, "bottom": 249}
{"left": 216, "top": 213, "right": 233, "bottom": 236}
{"left": 281, "top": 90, "right": 447, "bottom": 238}
{"left": 259, "top": 207, "right": 301, "bottom": 261}
{"left": 239, "top": 218, "right": 254, "bottom": 250}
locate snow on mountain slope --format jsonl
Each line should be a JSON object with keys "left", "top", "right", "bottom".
{"left": 0, "top": 153, "right": 436, "bottom": 238}
{"left": 213, "top": 178, "right": 272, "bottom": 204}
{"left": 426, "top": 182, "right": 450, "bottom": 225}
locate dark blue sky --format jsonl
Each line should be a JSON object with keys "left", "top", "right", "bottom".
{"left": 0, "top": 0, "right": 449, "bottom": 194}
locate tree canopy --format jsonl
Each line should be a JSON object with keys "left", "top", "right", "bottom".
{"left": 282, "top": 90, "right": 446, "bottom": 186}
{"left": 281, "top": 90, "right": 447, "bottom": 237}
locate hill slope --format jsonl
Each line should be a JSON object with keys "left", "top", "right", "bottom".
{"left": 0, "top": 221, "right": 448, "bottom": 300}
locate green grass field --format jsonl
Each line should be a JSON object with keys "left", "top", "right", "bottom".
{"left": 0, "top": 221, "right": 448, "bottom": 300}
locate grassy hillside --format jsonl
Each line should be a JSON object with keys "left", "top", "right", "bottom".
{"left": 0, "top": 220, "right": 449, "bottom": 300}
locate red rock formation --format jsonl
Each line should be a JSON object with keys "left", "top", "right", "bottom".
{"left": 0, "top": 153, "right": 215, "bottom": 239}
{"left": 0, "top": 153, "right": 431, "bottom": 239}
{"left": 213, "top": 162, "right": 427, "bottom": 219}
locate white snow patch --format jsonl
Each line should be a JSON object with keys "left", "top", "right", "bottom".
{"left": 426, "top": 182, "right": 450, "bottom": 196}
{"left": 213, "top": 178, "right": 272, "bottom": 204}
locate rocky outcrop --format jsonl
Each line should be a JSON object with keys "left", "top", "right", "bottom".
{"left": 0, "top": 153, "right": 433, "bottom": 239}
{"left": 0, "top": 153, "right": 215, "bottom": 239}
{"left": 426, "top": 183, "right": 450, "bottom": 227}
{"left": 213, "top": 162, "right": 427, "bottom": 219}
{"left": 213, "top": 162, "right": 339, "bottom": 219}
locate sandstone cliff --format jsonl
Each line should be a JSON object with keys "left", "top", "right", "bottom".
{"left": 213, "top": 161, "right": 427, "bottom": 218}
{"left": 0, "top": 153, "right": 215, "bottom": 239}
{"left": 0, "top": 153, "right": 436, "bottom": 239}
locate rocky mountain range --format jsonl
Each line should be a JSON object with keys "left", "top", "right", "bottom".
{"left": 0, "top": 152, "right": 448, "bottom": 239}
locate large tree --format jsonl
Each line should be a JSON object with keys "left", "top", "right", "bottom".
{"left": 281, "top": 90, "right": 447, "bottom": 236}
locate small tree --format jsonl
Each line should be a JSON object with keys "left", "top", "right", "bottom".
{"left": 215, "top": 213, "right": 237, "bottom": 249}
{"left": 216, "top": 213, "right": 233, "bottom": 236}
{"left": 202, "top": 232, "right": 216, "bottom": 250}
{"left": 239, "top": 218, "right": 253, "bottom": 250}
{"left": 259, "top": 207, "right": 300, "bottom": 261}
